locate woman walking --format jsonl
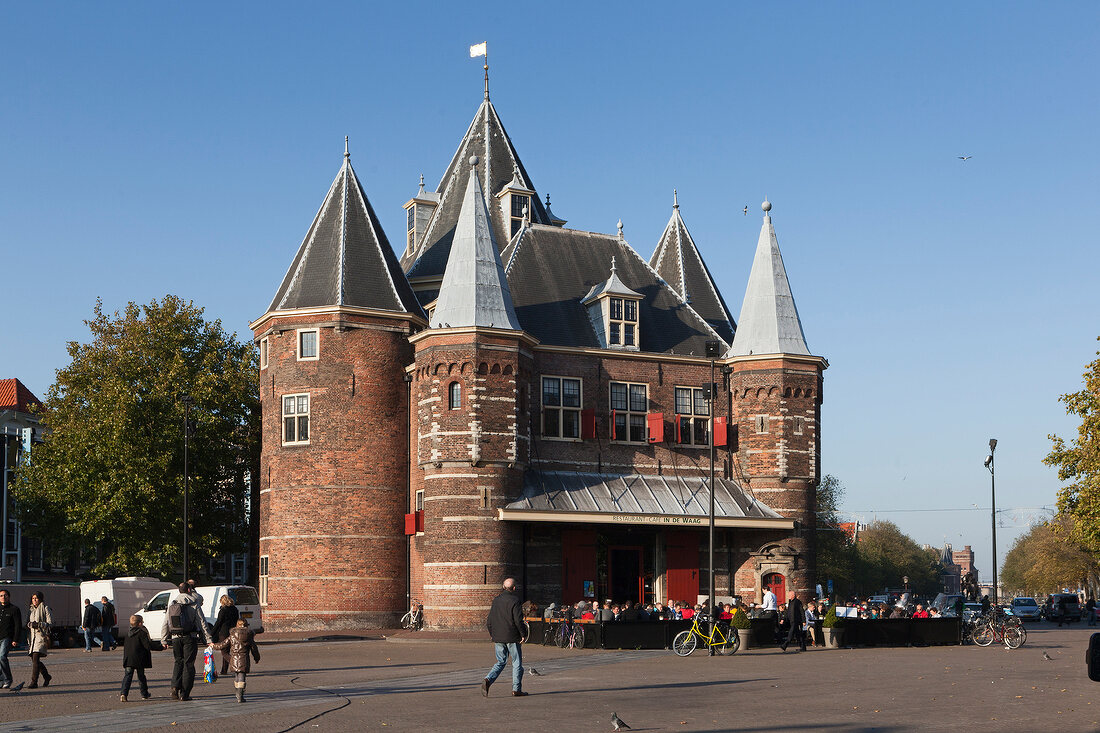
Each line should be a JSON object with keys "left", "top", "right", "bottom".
{"left": 211, "top": 595, "right": 240, "bottom": 676}
{"left": 26, "top": 592, "right": 52, "bottom": 689}
{"left": 211, "top": 619, "right": 260, "bottom": 703}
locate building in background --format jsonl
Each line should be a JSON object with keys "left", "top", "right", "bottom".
{"left": 252, "top": 82, "right": 827, "bottom": 631}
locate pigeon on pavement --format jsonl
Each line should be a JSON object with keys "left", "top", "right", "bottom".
{"left": 530, "top": 668, "right": 543, "bottom": 676}
{"left": 1042, "top": 651, "right": 1053, "bottom": 661}
{"left": 612, "top": 712, "right": 631, "bottom": 730}
{"left": 9, "top": 682, "right": 24, "bottom": 693}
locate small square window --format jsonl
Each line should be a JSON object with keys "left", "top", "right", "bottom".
{"left": 298, "top": 329, "right": 319, "bottom": 360}
{"left": 260, "top": 337, "right": 268, "bottom": 369}
{"left": 609, "top": 322, "right": 621, "bottom": 345}
{"left": 609, "top": 298, "right": 623, "bottom": 320}
{"left": 624, "top": 300, "right": 637, "bottom": 322}
{"left": 624, "top": 323, "right": 635, "bottom": 346}
{"left": 283, "top": 393, "right": 311, "bottom": 445}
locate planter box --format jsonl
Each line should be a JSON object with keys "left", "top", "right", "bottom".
{"left": 823, "top": 627, "right": 844, "bottom": 648}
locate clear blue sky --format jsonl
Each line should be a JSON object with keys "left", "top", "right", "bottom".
{"left": 4, "top": 2, "right": 1098, "bottom": 581}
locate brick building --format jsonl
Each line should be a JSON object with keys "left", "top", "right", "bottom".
{"left": 252, "top": 87, "right": 827, "bottom": 631}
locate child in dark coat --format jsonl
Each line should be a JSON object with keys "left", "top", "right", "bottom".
{"left": 211, "top": 619, "right": 260, "bottom": 703}
{"left": 121, "top": 614, "right": 152, "bottom": 701}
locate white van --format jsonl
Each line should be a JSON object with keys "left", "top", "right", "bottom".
{"left": 139, "top": 584, "right": 263, "bottom": 645}
{"left": 79, "top": 577, "right": 175, "bottom": 635}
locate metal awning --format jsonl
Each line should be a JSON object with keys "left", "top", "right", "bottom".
{"left": 498, "top": 471, "right": 794, "bottom": 529}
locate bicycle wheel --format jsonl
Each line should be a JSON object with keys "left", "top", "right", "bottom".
{"left": 714, "top": 628, "right": 740, "bottom": 655}
{"left": 542, "top": 622, "right": 556, "bottom": 646}
{"left": 973, "top": 624, "right": 994, "bottom": 647}
{"left": 673, "top": 629, "right": 697, "bottom": 656}
{"left": 572, "top": 625, "right": 586, "bottom": 649}
{"left": 399, "top": 612, "right": 413, "bottom": 630}
{"left": 521, "top": 621, "right": 530, "bottom": 643}
{"left": 1004, "top": 625, "right": 1026, "bottom": 649}
{"left": 556, "top": 622, "right": 570, "bottom": 648}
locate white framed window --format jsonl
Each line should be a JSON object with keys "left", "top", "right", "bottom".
{"left": 607, "top": 297, "right": 639, "bottom": 347}
{"left": 610, "top": 381, "right": 648, "bottom": 442}
{"left": 542, "top": 376, "right": 582, "bottom": 439}
{"left": 755, "top": 415, "right": 769, "bottom": 434}
{"left": 282, "top": 393, "right": 310, "bottom": 445}
{"left": 260, "top": 337, "right": 268, "bottom": 369}
{"left": 675, "top": 386, "right": 710, "bottom": 446}
{"left": 297, "top": 328, "right": 319, "bottom": 361}
{"left": 448, "top": 381, "right": 462, "bottom": 410}
{"left": 415, "top": 489, "right": 424, "bottom": 512}
{"left": 510, "top": 193, "right": 530, "bottom": 237}
{"left": 258, "top": 555, "right": 269, "bottom": 605}
{"left": 793, "top": 416, "right": 804, "bottom": 435}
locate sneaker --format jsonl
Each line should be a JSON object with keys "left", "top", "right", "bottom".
{"left": 512, "top": 690, "right": 529, "bottom": 697}
{"left": 120, "top": 694, "right": 128, "bottom": 702}
{"left": 0, "top": 682, "right": 9, "bottom": 689}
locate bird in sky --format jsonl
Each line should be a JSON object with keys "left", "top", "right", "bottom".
{"left": 742, "top": 205, "right": 748, "bottom": 215}
{"left": 612, "top": 712, "right": 631, "bottom": 730}
{"left": 958, "top": 155, "right": 973, "bottom": 161}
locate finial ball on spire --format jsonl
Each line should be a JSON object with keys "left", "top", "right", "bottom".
{"left": 762, "top": 198, "right": 772, "bottom": 213}
{"left": 469, "top": 155, "right": 479, "bottom": 167}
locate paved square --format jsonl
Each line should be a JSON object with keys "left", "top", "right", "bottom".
{"left": 1, "top": 624, "right": 1097, "bottom": 732}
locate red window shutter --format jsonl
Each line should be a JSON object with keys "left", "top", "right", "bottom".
{"left": 404, "top": 513, "right": 417, "bottom": 535}
{"left": 675, "top": 414, "right": 682, "bottom": 443}
{"left": 581, "top": 409, "right": 596, "bottom": 439}
{"left": 610, "top": 409, "right": 616, "bottom": 440}
{"left": 714, "top": 416, "right": 728, "bottom": 447}
{"left": 416, "top": 510, "right": 425, "bottom": 533}
{"left": 647, "top": 412, "right": 664, "bottom": 443}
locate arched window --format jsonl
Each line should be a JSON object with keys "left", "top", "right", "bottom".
{"left": 448, "top": 381, "right": 461, "bottom": 410}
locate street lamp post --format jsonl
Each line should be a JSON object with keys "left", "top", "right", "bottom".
{"left": 182, "top": 393, "right": 193, "bottom": 582}
{"left": 705, "top": 340, "right": 721, "bottom": 656}
{"left": 984, "top": 438, "right": 997, "bottom": 605}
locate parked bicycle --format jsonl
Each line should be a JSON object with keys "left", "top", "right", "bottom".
{"left": 972, "top": 611, "right": 1026, "bottom": 649}
{"left": 673, "top": 614, "right": 740, "bottom": 656}
{"left": 401, "top": 599, "right": 424, "bottom": 631}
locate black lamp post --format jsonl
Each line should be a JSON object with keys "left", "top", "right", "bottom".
{"left": 182, "top": 393, "right": 193, "bottom": 582}
{"left": 704, "top": 340, "right": 721, "bottom": 655}
{"left": 984, "top": 438, "right": 998, "bottom": 605}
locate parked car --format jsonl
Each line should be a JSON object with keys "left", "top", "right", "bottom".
{"left": 1011, "top": 596, "right": 1042, "bottom": 621}
{"left": 139, "top": 584, "right": 263, "bottom": 648}
{"left": 1042, "top": 593, "right": 1082, "bottom": 622}
{"left": 79, "top": 577, "right": 175, "bottom": 637}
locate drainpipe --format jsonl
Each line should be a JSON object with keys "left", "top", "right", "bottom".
{"left": 404, "top": 372, "right": 413, "bottom": 616}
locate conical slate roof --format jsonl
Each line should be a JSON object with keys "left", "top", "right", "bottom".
{"left": 429, "top": 158, "right": 522, "bottom": 331}
{"left": 268, "top": 148, "right": 424, "bottom": 318}
{"left": 402, "top": 99, "right": 550, "bottom": 280}
{"left": 727, "top": 201, "right": 810, "bottom": 357}
{"left": 650, "top": 194, "right": 736, "bottom": 343}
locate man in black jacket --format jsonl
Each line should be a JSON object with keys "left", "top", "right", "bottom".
{"left": 82, "top": 598, "right": 101, "bottom": 651}
{"left": 0, "top": 589, "right": 22, "bottom": 689}
{"left": 780, "top": 590, "right": 807, "bottom": 652}
{"left": 481, "top": 577, "right": 528, "bottom": 697}
{"left": 100, "top": 596, "right": 118, "bottom": 651}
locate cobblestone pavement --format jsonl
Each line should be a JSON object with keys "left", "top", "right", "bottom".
{"left": 1, "top": 624, "right": 1098, "bottom": 732}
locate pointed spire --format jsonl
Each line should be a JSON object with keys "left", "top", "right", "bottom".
{"left": 617, "top": 219, "right": 624, "bottom": 239}
{"left": 344, "top": 136, "right": 350, "bottom": 159}
{"left": 430, "top": 155, "right": 522, "bottom": 331}
{"left": 673, "top": 189, "right": 679, "bottom": 209}
{"left": 728, "top": 199, "right": 810, "bottom": 357}
{"left": 418, "top": 173, "right": 425, "bottom": 195}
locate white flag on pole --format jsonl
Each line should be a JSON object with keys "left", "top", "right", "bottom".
{"left": 469, "top": 42, "right": 487, "bottom": 58}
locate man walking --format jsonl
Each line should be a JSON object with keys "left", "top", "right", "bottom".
{"left": 100, "top": 596, "right": 117, "bottom": 651}
{"left": 0, "top": 589, "right": 21, "bottom": 689}
{"left": 160, "top": 583, "right": 212, "bottom": 701}
{"left": 780, "top": 590, "right": 807, "bottom": 652}
{"left": 481, "top": 577, "right": 527, "bottom": 697}
{"left": 81, "top": 599, "right": 101, "bottom": 652}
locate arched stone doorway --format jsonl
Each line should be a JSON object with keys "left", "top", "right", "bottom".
{"left": 750, "top": 542, "right": 800, "bottom": 603}
{"left": 762, "top": 572, "right": 786, "bottom": 601}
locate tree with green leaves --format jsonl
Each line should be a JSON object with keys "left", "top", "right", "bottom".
{"left": 14, "top": 296, "right": 260, "bottom": 579}
{"left": 854, "top": 520, "right": 942, "bottom": 597}
{"left": 815, "top": 474, "right": 857, "bottom": 597}
{"left": 1001, "top": 517, "right": 1098, "bottom": 597}
{"left": 1045, "top": 338, "right": 1100, "bottom": 555}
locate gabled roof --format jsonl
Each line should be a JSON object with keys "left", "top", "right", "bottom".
{"left": 429, "top": 159, "right": 522, "bottom": 331}
{"left": 500, "top": 224, "right": 728, "bottom": 355}
{"left": 728, "top": 201, "right": 810, "bottom": 357}
{"left": 402, "top": 99, "right": 550, "bottom": 280}
{"left": 650, "top": 194, "right": 736, "bottom": 343}
{"left": 267, "top": 148, "right": 424, "bottom": 319}
{"left": 0, "top": 378, "right": 42, "bottom": 413}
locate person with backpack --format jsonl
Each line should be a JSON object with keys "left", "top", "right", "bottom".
{"left": 100, "top": 596, "right": 117, "bottom": 651}
{"left": 159, "top": 583, "right": 212, "bottom": 701}
{"left": 81, "top": 598, "right": 101, "bottom": 652}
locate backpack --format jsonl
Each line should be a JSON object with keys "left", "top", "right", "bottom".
{"left": 168, "top": 601, "right": 196, "bottom": 634}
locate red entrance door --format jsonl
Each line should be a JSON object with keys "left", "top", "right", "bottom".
{"left": 561, "top": 528, "right": 597, "bottom": 605}
{"left": 665, "top": 531, "right": 700, "bottom": 604}
{"left": 763, "top": 572, "right": 786, "bottom": 602}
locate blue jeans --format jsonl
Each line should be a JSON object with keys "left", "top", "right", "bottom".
{"left": 0, "top": 638, "right": 11, "bottom": 685}
{"left": 486, "top": 642, "right": 523, "bottom": 691}
{"left": 84, "top": 627, "right": 99, "bottom": 651}
{"left": 101, "top": 625, "right": 115, "bottom": 650}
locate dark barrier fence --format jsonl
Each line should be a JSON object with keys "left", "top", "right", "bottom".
{"left": 524, "top": 616, "right": 960, "bottom": 650}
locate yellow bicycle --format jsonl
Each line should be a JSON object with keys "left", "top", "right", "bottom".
{"left": 673, "top": 614, "right": 740, "bottom": 656}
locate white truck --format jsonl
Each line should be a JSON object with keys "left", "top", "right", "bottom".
{"left": 79, "top": 577, "right": 176, "bottom": 637}
{"left": 138, "top": 584, "right": 263, "bottom": 647}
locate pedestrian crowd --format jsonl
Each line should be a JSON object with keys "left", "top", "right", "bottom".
{"left": 0, "top": 580, "right": 259, "bottom": 703}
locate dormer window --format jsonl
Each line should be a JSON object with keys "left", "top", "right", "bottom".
{"left": 582, "top": 257, "right": 644, "bottom": 352}
{"left": 510, "top": 194, "right": 529, "bottom": 237}
{"left": 497, "top": 165, "right": 535, "bottom": 240}
{"left": 403, "top": 175, "right": 439, "bottom": 258}
{"left": 608, "top": 297, "right": 638, "bottom": 346}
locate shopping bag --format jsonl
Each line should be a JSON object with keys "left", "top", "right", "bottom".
{"left": 203, "top": 645, "right": 217, "bottom": 683}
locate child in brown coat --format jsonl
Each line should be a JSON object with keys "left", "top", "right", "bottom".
{"left": 211, "top": 619, "right": 260, "bottom": 702}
